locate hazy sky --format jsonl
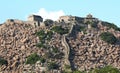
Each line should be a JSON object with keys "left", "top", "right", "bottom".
{"left": 0, "top": 0, "right": 120, "bottom": 26}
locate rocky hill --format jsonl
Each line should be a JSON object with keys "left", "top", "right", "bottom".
{"left": 0, "top": 14, "right": 120, "bottom": 73}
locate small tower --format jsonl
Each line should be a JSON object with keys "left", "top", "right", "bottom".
{"left": 84, "top": 14, "right": 98, "bottom": 24}
{"left": 28, "top": 15, "right": 43, "bottom": 22}
{"left": 27, "top": 15, "right": 43, "bottom": 26}
{"left": 86, "top": 14, "right": 93, "bottom": 18}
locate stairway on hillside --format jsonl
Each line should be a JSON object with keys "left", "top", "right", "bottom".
{"left": 61, "top": 23, "right": 75, "bottom": 71}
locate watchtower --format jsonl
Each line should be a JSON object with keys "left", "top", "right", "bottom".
{"left": 27, "top": 15, "right": 43, "bottom": 26}
{"left": 84, "top": 14, "right": 98, "bottom": 23}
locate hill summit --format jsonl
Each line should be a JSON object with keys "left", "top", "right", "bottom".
{"left": 0, "top": 14, "right": 120, "bottom": 73}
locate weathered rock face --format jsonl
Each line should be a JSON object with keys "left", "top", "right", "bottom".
{"left": 68, "top": 28, "right": 120, "bottom": 71}
{"left": 0, "top": 23, "right": 43, "bottom": 72}
{"left": 0, "top": 21, "right": 66, "bottom": 72}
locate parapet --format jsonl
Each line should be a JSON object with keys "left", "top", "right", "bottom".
{"left": 6, "top": 19, "right": 23, "bottom": 24}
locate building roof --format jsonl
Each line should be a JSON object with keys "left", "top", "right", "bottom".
{"left": 28, "top": 14, "right": 42, "bottom": 18}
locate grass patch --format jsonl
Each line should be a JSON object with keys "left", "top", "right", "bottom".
{"left": 89, "top": 66, "right": 120, "bottom": 73}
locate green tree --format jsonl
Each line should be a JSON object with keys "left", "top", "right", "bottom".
{"left": 40, "top": 57, "right": 46, "bottom": 63}
{"left": 46, "top": 31, "right": 53, "bottom": 40}
{"left": 44, "top": 19, "right": 54, "bottom": 26}
{"left": 48, "top": 62, "right": 59, "bottom": 70}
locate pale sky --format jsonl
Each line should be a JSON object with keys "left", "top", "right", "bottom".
{"left": 0, "top": 0, "right": 120, "bottom": 27}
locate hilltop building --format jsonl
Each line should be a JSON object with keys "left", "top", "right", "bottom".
{"left": 58, "top": 14, "right": 99, "bottom": 24}
{"left": 27, "top": 15, "right": 43, "bottom": 26}
{"left": 58, "top": 15, "right": 84, "bottom": 24}
{"left": 5, "top": 15, "right": 44, "bottom": 27}
{"left": 27, "top": 15, "right": 43, "bottom": 22}
{"left": 5, "top": 14, "right": 99, "bottom": 28}
{"left": 84, "top": 14, "right": 98, "bottom": 23}
{"left": 58, "top": 15, "right": 74, "bottom": 23}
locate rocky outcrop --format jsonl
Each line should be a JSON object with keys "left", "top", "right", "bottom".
{"left": 0, "top": 22, "right": 42, "bottom": 72}
{"left": 68, "top": 28, "right": 120, "bottom": 71}
{"left": 0, "top": 14, "right": 120, "bottom": 72}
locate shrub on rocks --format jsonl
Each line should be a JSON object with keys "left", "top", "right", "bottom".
{"left": 100, "top": 32, "right": 117, "bottom": 44}
{"left": 0, "top": 58, "right": 8, "bottom": 66}
{"left": 89, "top": 66, "right": 120, "bottom": 73}
{"left": 47, "top": 62, "right": 59, "bottom": 70}
{"left": 26, "top": 53, "right": 46, "bottom": 64}
{"left": 51, "top": 26, "right": 69, "bottom": 35}
{"left": 26, "top": 53, "right": 40, "bottom": 64}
